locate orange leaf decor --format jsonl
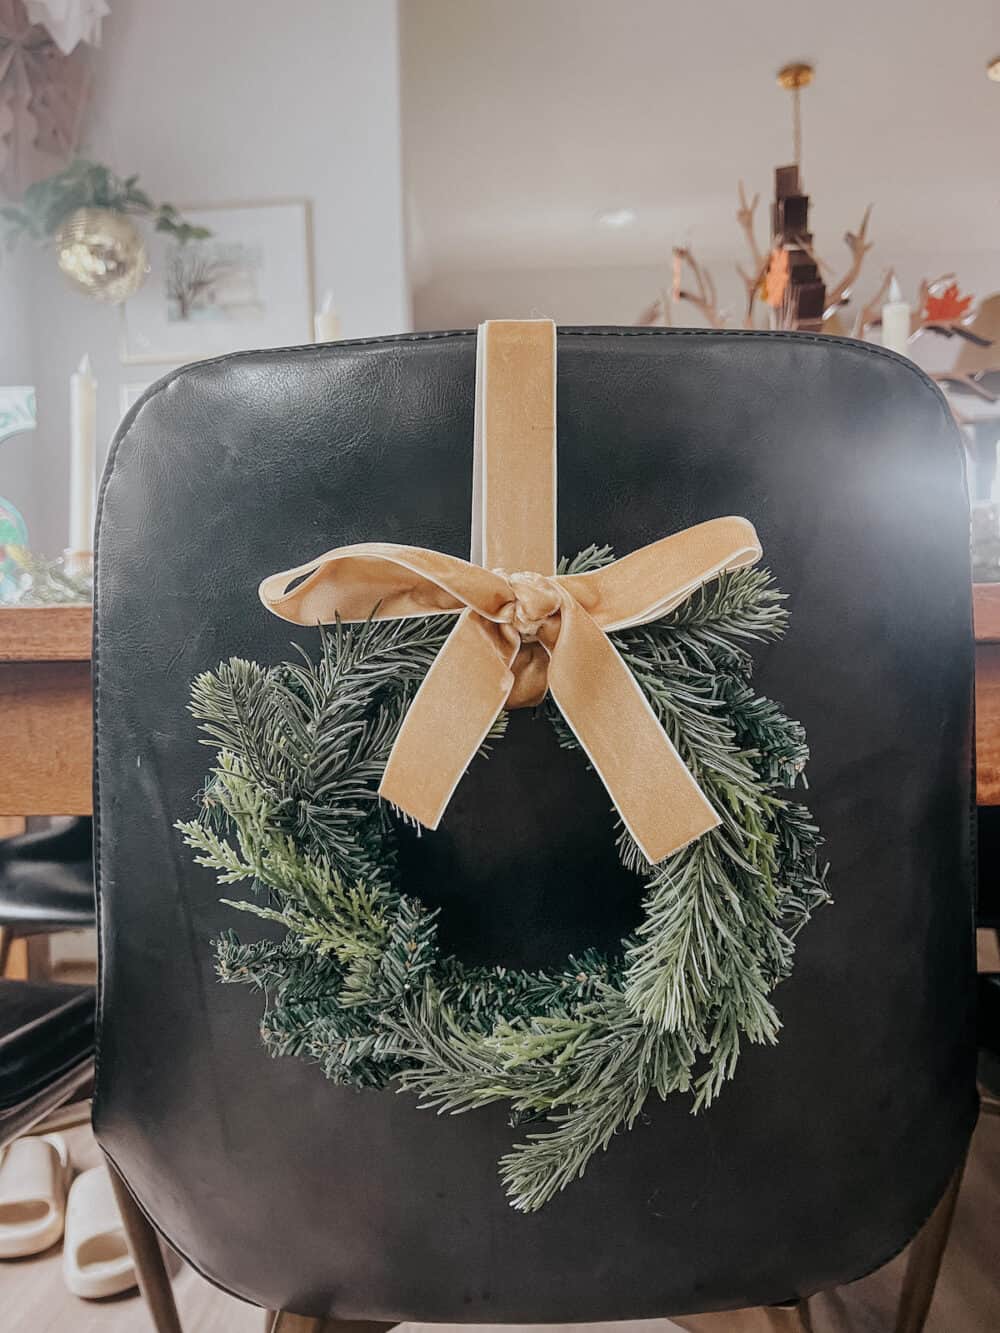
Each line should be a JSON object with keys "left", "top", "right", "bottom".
{"left": 924, "top": 283, "right": 974, "bottom": 325}
{"left": 764, "top": 247, "right": 789, "bottom": 308}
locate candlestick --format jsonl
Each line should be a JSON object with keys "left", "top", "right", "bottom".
{"left": 68, "top": 353, "right": 97, "bottom": 571}
{"left": 881, "top": 276, "right": 912, "bottom": 357}
{"left": 314, "top": 291, "right": 342, "bottom": 342}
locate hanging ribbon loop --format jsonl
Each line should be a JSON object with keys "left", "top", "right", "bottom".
{"left": 260, "top": 321, "right": 762, "bottom": 863}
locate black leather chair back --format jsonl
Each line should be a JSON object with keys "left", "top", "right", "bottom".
{"left": 93, "top": 328, "right": 976, "bottom": 1321}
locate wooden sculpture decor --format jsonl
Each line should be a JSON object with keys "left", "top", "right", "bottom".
{"left": 644, "top": 63, "right": 992, "bottom": 356}
{"left": 766, "top": 163, "right": 826, "bottom": 332}
{"left": 652, "top": 63, "right": 876, "bottom": 335}
{"left": 664, "top": 171, "right": 874, "bottom": 334}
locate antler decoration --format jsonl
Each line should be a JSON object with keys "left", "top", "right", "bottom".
{"left": 642, "top": 181, "right": 878, "bottom": 334}
{"left": 636, "top": 291, "right": 671, "bottom": 328}
{"left": 736, "top": 180, "right": 765, "bottom": 275}
{"left": 735, "top": 181, "right": 768, "bottom": 327}
{"left": 823, "top": 205, "right": 874, "bottom": 319}
{"left": 672, "top": 247, "right": 725, "bottom": 330}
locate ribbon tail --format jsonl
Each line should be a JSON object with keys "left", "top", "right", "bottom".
{"left": 548, "top": 600, "right": 719, "bottom": 863}
{"left": 379, "top": 610, "right": 515, "bottom": 830}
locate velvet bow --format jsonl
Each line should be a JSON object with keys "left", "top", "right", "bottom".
{"left": 260, "top": 321, "right": 762, "bottom": 863}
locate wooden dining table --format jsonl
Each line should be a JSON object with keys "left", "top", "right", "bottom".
{"left": 0, "top": 606, "right": 91, "bottom": 976}
{"left": 5, "top": 593, "right": 1000, "bottom": 818}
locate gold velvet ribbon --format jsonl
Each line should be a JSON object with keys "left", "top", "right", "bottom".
{"left": 260, "top": 320, "right": 762, "bottom": 863}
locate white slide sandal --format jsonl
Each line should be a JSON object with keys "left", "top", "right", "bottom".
{"left": 62, "top": 1164, "right": 138, "bottom": 1299}
{"left": 0, "top": 1133, "right": 70, "bottom": 1258}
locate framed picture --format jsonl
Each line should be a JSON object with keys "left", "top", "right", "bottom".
{"left": 119, "top": 382, "right": 152, "bottom": 420}
{"left": 0, "top": 385, "right": 36, "bottom": 443}
{"left": 120, "top": 199, "right": 314, "bottom": 365}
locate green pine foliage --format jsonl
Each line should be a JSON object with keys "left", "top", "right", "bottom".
{"left": 1, "top": 159, "right": 211, "bottom": 247}
{"left": 177, "top": 556, "right": 829, "bottom": 1212}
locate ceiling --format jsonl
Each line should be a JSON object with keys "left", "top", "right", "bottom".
{"left": 401, "top": 0, "right": 1000, "bottom": 284}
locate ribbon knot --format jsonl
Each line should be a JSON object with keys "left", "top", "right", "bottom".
{"left": 501, "top": 570, "right": 562, "bottom": 641}
{"left": 259, "top": 320, "right": 763, "bottom": 864}
{"left": 496, "top": 571, "right": 564, "bottom": 709}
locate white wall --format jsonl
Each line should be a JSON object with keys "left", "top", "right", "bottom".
{"left": 414, "top": 263, "right": 665, "bottom": 331}
{"left": 0, "top": 0, "right": 409, "bottom": 557}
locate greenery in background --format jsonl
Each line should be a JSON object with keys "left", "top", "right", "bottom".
{"left": 0, "top": 159, "right": 210, "bottom": 248}
{"left": 1, "top": 545, "right": 91, "bottom": 605}
{"left": 177, "top": 552, "right": 829, "bottom": 1212}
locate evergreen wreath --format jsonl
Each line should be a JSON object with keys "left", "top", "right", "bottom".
{"left": 177, "top": 547, "right": 829, "bottom": 1213}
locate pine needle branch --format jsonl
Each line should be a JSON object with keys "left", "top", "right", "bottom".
{"left": 179, "top": 553, "right": 829, "bottom": 1211}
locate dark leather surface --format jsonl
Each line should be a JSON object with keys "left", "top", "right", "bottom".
{"left": 979, "top": 973, "right": 1000, "bottom": 1095}
{"left": 0, "top": 817, "right": 95, "bottom": 934}
{"left": 0, "top": 980, "right": 94, "bottom": 1112}
{"left": 1, "top": 816, "right": 92, "bottom": 865}
{"left": 93, "top": 328, "right": 977, "bottom": 1321}
{"left": 0, "top": 862, "right": 95, "bottom": 934}
{"left": 0, "top": 826, "right": 95, "bottom": 936}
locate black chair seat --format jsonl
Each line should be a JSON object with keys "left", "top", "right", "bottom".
{"left": 0, "top": 980, "right": 95, "bottom": 1145}
{"left": 0, "top": 858, "right": 95, "bottom": 934}
{"left": 0, "top": 817, "right": 95, "bottom": 937}
{"left": 0, "top": 817, "right": 93, "bottom": 867}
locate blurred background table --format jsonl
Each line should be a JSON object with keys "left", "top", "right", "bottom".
{"left": 4, "top": 596, "right": 1000, "bottom": 813}
{"left": 0, "top": 606, "right": 92, "bottom": 820}
{"left": 974, "top": 584, "right": 1000, "bottom": 804}
{"left": 0, "top": 606, "right": 91, "bottom": 977}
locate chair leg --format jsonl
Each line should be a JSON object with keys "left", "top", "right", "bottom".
{"left": 26, "top": 933, "right": 51, "bottom": 980}
{"left": 894, "top": 1159, "right": 966, "bottom": 1333}
{"left": 761, "top": 1301, "right": 814, "bottom": 1332}
{"left": 0, "top": 926, "right": 13, "bottom": 977}
{"left": 106, "top": 1158, "right": 183, "bottom": 1333}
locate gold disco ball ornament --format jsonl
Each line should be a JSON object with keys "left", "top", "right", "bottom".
{"left": 55, "top": 207, "right": 149, "bottom": 304}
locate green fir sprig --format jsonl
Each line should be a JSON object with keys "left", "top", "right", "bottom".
{"left": 177, "top": 557, "right": 829, "bottom": 1212}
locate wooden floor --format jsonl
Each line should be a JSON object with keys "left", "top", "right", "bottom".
{"left": 3, "top": 930, "right": 999, "bottom": 1333}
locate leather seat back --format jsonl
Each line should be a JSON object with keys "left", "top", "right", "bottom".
{"left": 94, "top": 328, "right": 976, "bottom": 1320}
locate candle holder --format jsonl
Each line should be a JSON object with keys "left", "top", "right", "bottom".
{"left": 63, "top": 548, "right": 94, "bottom": 579}
{"left": 0, "top": 546, "right": 93, "bottom": 606}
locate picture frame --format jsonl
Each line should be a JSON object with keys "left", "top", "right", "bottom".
{"left": 119, "top": 382, "right": 152, "bottom": 420}
{"left": 119, "top": 199, "right": 315, "bottom": 365}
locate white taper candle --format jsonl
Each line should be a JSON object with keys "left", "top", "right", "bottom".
{"left": 314, "top": 291, "right": 342, "bottom": 342}
{"left": 69, "top": 353, "right": 97, "bottom": 557}
{"left": 881, "top": 276, "right": 912, "bottom": 357}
